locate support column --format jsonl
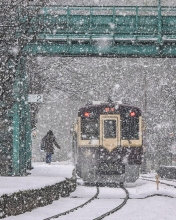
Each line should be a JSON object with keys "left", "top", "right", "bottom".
{"left": 12, "top": 58, "right": 20, "bottom": 175}
{"left": 12, "top": 56, "right": 32, "bottom": 175}
{"left": 23, "top": 62, "right": 32, "bottom": 170}
{"left": 19, "top": 56, "right": 27, "bottom": 175}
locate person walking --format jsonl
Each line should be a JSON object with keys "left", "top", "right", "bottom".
{"left": 41, "top": 130, "right": 60, "bottom": 164}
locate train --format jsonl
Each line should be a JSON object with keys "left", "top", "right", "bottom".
{"left": 71, "top": 99, "right": 143, "bottom": 184}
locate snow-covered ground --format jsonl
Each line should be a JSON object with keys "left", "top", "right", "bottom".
{"left": 0, "top": 162, "right": 74, "bottom": 196}
{"left": 2, "top": 162, "right": 176, "bottom": 220}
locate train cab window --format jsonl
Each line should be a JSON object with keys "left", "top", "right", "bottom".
{"left": 81, "top": 118, "right": 99, "bottom": 140}
{"left": 104, "top": 120, "right": 116, "bottom": 138}
{"left": 121, "top": 117, "right": 139, "bottom": 140}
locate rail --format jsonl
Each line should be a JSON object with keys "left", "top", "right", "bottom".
{"left": 93, "top": 185, "right": 129, "bottom": 220}
{"left": 43, "top": 186, "right": 99, "bottom": 220}
{"left": 44, "top": 184, "right": 129, "bottom": 220}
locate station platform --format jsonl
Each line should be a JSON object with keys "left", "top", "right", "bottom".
{"left": 0, "top": 161, "right": 76, "bottom": 218}
{"left": 0, "top": 161, "right": 74, "bottom": 196}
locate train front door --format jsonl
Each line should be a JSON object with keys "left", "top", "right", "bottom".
{"left": 100, "top": 115, "right": 120, "bottom": 152}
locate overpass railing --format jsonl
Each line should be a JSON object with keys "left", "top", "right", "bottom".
{"left": 18, "top": 6, "right": 176, "bottom": 44}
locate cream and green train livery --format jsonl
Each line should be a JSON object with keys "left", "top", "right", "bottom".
{"left": 72, "top": 101, "right": 143, "bottom": 183}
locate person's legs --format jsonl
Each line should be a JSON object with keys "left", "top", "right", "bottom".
{"left": 46, "top": 153, "right": 49, "bottom": 163}
{"left": 46, "top": 152, "right": 52, "bottom": 164}
{"left": 48, "top": 153, "right": 52, "bottom": 164}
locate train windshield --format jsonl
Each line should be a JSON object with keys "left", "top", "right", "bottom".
{"left": 104, "top": 120, "right": 116, "bottom": 138}
{"left": 121, "top": 117, "right": 139, "bottom": 140}
{"left": 120, "top": 106, "right": 140, "bottom": 140}
{"left": 81, "top": 118, "right": 99, "bottom": 140}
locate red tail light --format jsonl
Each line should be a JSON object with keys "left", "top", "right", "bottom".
{"left": 84, "top": 112, "right": 90, "bottom": 117}
{"left": 105, "top": 107, "right": 110, "bottom": 112}
{"left": 130, "top": 111, "right": 136, "bottom": 117}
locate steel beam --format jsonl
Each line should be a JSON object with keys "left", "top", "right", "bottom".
{"left": 24, "top": 42, "right": 176, "bottom": 57}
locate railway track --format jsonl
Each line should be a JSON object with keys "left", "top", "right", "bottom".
{"left": 43, "top": 186, "right": 99, "bottom": 220}
{"left": 93, "top": 185, "right": 129, "bottom": 220}
{"left": 43, "top": 184, "right": 129, "bottom": 220}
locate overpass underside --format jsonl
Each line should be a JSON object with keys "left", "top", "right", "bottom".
{"left": 1, "top": 4, "right": 176, "bottom": 176}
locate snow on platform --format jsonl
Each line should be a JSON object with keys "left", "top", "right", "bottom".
{"left": 0, "top": 161, "right": 74, "bottom": 196}
{"left": 4, "top": 174, "right": 176, "bottom": 220}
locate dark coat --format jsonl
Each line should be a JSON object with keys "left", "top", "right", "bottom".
{"left": 42, "top": 131, "right": 60, "bottom": 154}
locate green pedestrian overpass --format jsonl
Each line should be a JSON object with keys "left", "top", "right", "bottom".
{"left": 23, "top": 5, "right": 176, "bottom": 56}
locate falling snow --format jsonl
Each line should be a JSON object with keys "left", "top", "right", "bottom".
{"left": 1, "top": 0, "right": 176, "bottom": 219}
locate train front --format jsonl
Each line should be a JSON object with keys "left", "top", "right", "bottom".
{"left": 72, "top": 101, "right": 143, "bottom": 184}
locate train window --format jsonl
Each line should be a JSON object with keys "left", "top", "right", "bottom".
{"left": 104, "top": 120, "right": 116, "bottom": 138}
{"left": 81, "top": 118, "right": 99, "bottom": 140}
{"left": 121, "top": 117, "right": 139, "bottom": 140}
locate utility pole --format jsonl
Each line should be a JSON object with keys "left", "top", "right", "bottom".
{"left": 141, "top": 70, "right": 147, "bottom": 174}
